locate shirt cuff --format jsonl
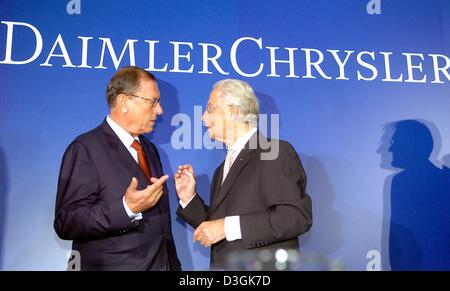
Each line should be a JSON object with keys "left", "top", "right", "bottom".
{"left": 179, "top": 193, "right": 196, "bottom": 209}
{"left": 122, "top": 196, "right": 143, "bottom": 221}
{"left": 224, "top": 215, "right": 242, "bottom": 241}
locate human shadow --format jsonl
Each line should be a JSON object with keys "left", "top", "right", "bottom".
{"left": 258, "top": 92, "right": 343, "bottom": 254}
{"left": 148, "top": 78, "right": 179, "bottom": 146}
{"left": 300, "top": 155, "right": 343, "bottom": 256}
{"left": 0, "top": 146, "right": 8, "bottom": 269}
{"left": 379, "top": 120, "right": 450, "bottom": 270}
{"left": 255, "top": 91, "right": 282, "bottom": 138}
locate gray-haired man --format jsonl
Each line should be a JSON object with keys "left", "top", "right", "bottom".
{"left": 174, "top": 79, "right": 312, "bottom": 270}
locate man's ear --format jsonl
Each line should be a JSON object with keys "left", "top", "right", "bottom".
{"left": 117, "top": 94, "right": 129, "bottom": 113}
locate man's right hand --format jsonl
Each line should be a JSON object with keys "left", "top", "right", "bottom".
{"left": 174, "top": 164, "right": 196, "bottom": 204}
{"left": 124, "top": 175, "right": 168, "bottom": 213}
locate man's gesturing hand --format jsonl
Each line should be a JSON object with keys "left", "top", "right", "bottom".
{"left": 174, "top": 164, "right": 196, "bottom": 204}
{"left": 124, "top": 175, "right": 168, "bottom": 213}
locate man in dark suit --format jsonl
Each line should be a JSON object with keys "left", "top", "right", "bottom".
{"left": 54, "top": 66, "right": 181, "bottom": 271}
{"left": 174, "top": 79, "right": 312, "bottom": 270}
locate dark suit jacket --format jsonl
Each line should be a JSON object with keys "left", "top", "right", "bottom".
{"left": 54, "top": 119, "right": 180, "bottom": 271}
{"left": 177, "top": 132, "right": 312, "bottom": 269}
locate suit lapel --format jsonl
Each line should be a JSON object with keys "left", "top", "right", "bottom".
{"left": 100, "top": 120, "right": 149, "bottom": 188}
{"left": 209, "top": 131, "right": 262, "bottom": 215}
{"left": 211, "top": 161, "right": 224, "bottom": 201}
{"left": 101, "top": 120, "right": 167, "bottom": 224}
{"left": 209, "top": 150, "right": 252, "bottom": 215}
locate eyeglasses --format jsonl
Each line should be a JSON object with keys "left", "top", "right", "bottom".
{"left": 127, "top": 94, "right": 161, "bottom": 108}
{"left": 205, "top": 104, "right": 229, "bottom": 114}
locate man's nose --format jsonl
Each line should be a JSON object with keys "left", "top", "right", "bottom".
{"left": 155, "top": 102, "right": 163, "bottom": 115}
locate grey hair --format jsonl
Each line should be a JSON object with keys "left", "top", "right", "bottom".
{"left": 213, "top": 79, "right": 259, "bottom": 125}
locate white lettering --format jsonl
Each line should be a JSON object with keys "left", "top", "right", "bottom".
{"left": 429, "top": 54, "right": 450, "bottom": 84}
{"left": 266, "top": 47, "right": 299, "bottom": 78}
{"left": 40, "top": 34, "right": 75, "bottom": 67}
{"left": 328, "top": 49, "right": 354, "bottom": 80}
{"left": 77, "top": 36, "right": 92, "bottom": 68}
{"left": 357, "top": 51, "right": 378, "bottom": 81}
{"left": 0, "top": 21, "right": 43, "bottom": 65}
{"left": 95, "top": 38, "right": 137, "bottom": 70}
{"left": 302, "top": 48, "right": 332, "bottom": 79}
{"left": 198, "top": 42, "right": 229, "bottom": 75}
{"left": 230, "top": 37, "right": 264, "bottom": 77}
{"left": 381, "top": 51, "right": 403, "bottom": 82}
{"left": 403, "top": 53, "right": 426, "bottom": 83}
{"left": 145, "top": 40, "right": 168, "bottom": 72}
{"left": 169, "top": 41, "right": 194, "bottom": 73}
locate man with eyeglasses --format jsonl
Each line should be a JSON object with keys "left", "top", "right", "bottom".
{"left": 54, "top": 66, "right": 181, "bottom": 271}
{"left": 174, "top": 79, "right": 312, "bottom": 270}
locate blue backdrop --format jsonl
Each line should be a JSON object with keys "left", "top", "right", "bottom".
{"left": 1, "top": 0, "right": 449, "bottom": 270}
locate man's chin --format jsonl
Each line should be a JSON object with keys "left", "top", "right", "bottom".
{"left": 207, "top": 131, "right": 216, "bottom": 141}
{"left": 142, "top": 125, "right": 154, "bottom": 134}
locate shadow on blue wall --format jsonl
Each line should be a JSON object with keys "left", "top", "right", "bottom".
{"left": 0, "top": 146, "right": 8, "bottom": 269}
{"left": 147, "top": 78, "right": 178, "bottom": 146}
{"left": 300, "top": 155, "right": 343, "bottom": 258}
{"left": 379, "top": 120, "right": 450, "bottom": 270}
{"left": 256, "top": 91, "right": 283, "bottom": 134}
{"left": 258, "top": 91, "right": 342, "bottom": 262}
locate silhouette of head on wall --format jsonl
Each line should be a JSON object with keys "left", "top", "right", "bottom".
{"left": 384, "top": 119, "right": 450, "bottom": 271}
{"left": 388, "top": 120, "right": 433, "bottom": 169}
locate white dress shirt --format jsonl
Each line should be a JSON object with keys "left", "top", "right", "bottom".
{"left": 180, "top": 127, "right": 257, "bottom": 241}
{"left": 106, "top": 115, "right": 143, "bottom": 221}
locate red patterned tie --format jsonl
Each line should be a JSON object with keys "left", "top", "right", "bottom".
{"left": 131, "top": 140, "right": 152, "bottom": 183}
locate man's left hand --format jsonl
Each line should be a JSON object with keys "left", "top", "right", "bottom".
{"left": 193, "top": 219, "right": 226, "bottom": 247}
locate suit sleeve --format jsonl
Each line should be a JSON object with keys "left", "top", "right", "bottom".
{"left": 240, "top": 142, "right": 312, "bottom": 249}
{"left": 176, "top": 194, "right": 209, "bottom": 229}
{"left": 176, "top": 167, "right": 222, "bottom": 228}
{"left": 54, "top": 142, "right": 136, "bottom": 240}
